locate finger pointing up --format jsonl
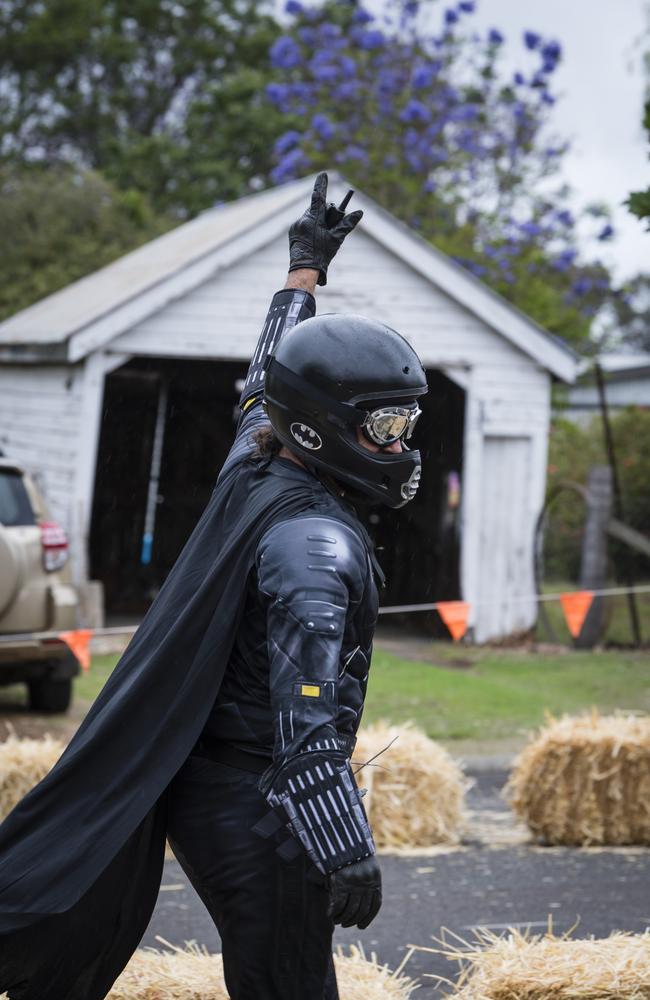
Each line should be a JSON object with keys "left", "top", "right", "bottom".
{"left": 310, "top": 171, "right": 329, "bottom": 218}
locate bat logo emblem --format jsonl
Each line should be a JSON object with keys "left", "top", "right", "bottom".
{"left": 290, "top": 422, "right": 323, "bottom": 451}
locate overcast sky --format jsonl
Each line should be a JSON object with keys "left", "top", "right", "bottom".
{"left": 467, "top": 0, "right": 649, "bottom": 280}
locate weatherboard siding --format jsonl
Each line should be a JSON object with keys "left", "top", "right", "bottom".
{"left": 0, "top": 365, "right": 82, "bottom": 534}
{"left": 476, "top": 436, "right": 538, "bottom": 641}
{"left": 113, "top": 228, "right": 545, "bottom": 373}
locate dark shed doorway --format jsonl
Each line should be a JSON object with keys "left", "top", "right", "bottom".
{"left": 90, "top": 357, "right": 246, "bottom": 615}
{"left": 90, "top": 361, "right": 464, "bottom": 620}
{"left": 361, "top": 369, "right": 465, "bottom": 618}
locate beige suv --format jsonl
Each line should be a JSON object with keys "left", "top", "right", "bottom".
{"left": 0, "top": 455, "right": 80, "bottom": 712}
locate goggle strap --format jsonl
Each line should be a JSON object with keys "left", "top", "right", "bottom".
{"left": 265, "top": 359, "right": 367, "bottom": 427}
{"left": 266, "top": 359, "right": 422, "bottom": 442}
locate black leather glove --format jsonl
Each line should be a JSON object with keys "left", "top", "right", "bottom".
{"left": 326, "top": 855, "right": 382, "bottom": 930}
{"left": 288, "top": 171, "right": 363, "bottom": 286}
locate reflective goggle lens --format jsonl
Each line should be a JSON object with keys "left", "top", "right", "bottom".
{"left": 362, "top": 405, "right": 421, "bottom": 446}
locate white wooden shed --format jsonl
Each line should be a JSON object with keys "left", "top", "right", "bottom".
{"left": 0, "top": 174, "right": 577, "bottom": 642}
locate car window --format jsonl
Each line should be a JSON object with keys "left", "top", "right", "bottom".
{"left": 0, "top": 470, "right": 35, "bottom": 526}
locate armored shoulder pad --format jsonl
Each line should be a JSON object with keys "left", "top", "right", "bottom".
{"left": 257, "top": 516, "right": 369, "bottom": 631}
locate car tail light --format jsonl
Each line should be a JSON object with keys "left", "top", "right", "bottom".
{"left": 40, "top": 521, "right": 68, "bottom": 572}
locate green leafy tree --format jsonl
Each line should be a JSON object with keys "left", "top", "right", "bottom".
{"left": 0, "top": 0, "right": 286, "bottom": 216}
{"left": 0, "top": 165, "right": 168, "bottom": 321}
{"left": 602, "top": 272, "right": 650, "bottom": 352}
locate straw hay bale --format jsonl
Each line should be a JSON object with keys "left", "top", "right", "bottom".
{"left": 107, "top": 943, "right": 228, "bottom": 999}
{"left": 505, "top": 712, "right": 650, "bottom": 846}
{"left": 334, "top": 944, "right": 418, "bottom": 998}
{"left": 426, "top": 927, "right": 650, "bottom": 999}
{"left": 353, "top": 722, "right": 469, "bottom": 848}
{"left": 106, "top": 942, "right": 417, "bottom": 998}
{"left": 0, "top": 734, "right": 64, "bottom": 822}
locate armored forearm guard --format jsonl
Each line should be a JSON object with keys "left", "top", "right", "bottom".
{"left": 240, "top": 288, "right": 316, "bottom": 411}
{"left": 256, "top": 515, "right": 376, "bottom": 873}
{"left": 260, "top": 752, "right": 375, "bottom": 875}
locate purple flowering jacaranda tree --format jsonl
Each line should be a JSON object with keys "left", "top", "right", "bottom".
{"left": 265, "top": 0, "right": 616, "bottom": 347}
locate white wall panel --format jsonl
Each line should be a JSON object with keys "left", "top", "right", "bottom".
{"left": 0, "top": 365, "right": 82, "bottom": 535}
{"left": 476, "top": 436, "right": 537, "bottom": 641}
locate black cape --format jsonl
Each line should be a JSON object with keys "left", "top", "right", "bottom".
{"left": 0, "top": 454, "right": 323, "bottom": 1000}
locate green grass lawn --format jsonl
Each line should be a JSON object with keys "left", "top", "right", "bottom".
{"left": 0, "top": 655, "right": 121, "bottom": 716}
{"left": 77, "top": 643, "right": 650, "bottom": 750}
{"left": 362, "top": 644, "right": 650, "bottom": 742}
{"left": 74, "top": 654, "right": 119, "bottom": 704}
{"left": 72, "top": 581, "right": 650, "bottom": 752}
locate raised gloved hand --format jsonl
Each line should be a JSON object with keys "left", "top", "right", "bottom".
{"left": 327, "top": 855, "right": 382, "bottom": 929}
{"left": 288, "top": 171, "right": 363, "bottom": 286}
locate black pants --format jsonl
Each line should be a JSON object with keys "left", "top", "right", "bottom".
{"left": 167, "top": 755, "right": 339, "bottom": 1000}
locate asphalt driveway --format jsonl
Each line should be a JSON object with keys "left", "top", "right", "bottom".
{"left": 142, "top": 767, "right": 650, "bottom": 995}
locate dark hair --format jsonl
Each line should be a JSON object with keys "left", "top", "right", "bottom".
{"left": 252, "top": 424, "right": 348, "bottom": 498}
{"left": 252, "top": 425, "right": 282, "bottom": 459}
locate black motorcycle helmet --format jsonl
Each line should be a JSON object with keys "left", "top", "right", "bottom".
{"left": 263, "top": 313, "right": 428, "bottom": 508}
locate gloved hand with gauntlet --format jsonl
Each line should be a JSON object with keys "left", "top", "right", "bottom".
{"left": 288, "top": 171, "right": 363, "bottom": 285}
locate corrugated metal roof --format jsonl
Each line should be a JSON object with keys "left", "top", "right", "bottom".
{"left": 0, "top": 171, "right": 577, "bottom": 380}
{"left": 0, "top": 177, "right": 314, "bottom": 346}
{"left": 577, "top": 353, "right": 650, "bottom": 377}
{"left": 598, "top": 352, "right": 650, "bottom": 374}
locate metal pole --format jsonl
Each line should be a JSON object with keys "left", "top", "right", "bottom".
{"left": 141, "top": 378, "right": 168, "bottom": 566}
{"left": 576, "top": 465, "right": 612, "bottom": 647}
{"left": 594, "top": 362, "right": 642, "bottom": 645}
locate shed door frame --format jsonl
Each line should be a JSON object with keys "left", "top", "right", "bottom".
{"left": 71, "top": 350, "right": 130, "bottom": 587}
{"left": 459, "top": 368, "right": 549, "bottom": 642}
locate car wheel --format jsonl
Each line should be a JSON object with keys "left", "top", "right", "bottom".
{"left": 28, "top": 676, "right": 73, "bottom": 714}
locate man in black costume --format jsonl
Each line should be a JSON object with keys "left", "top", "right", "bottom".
{"left": 0, "top": 173, "right": 427, "bottom": 1000}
